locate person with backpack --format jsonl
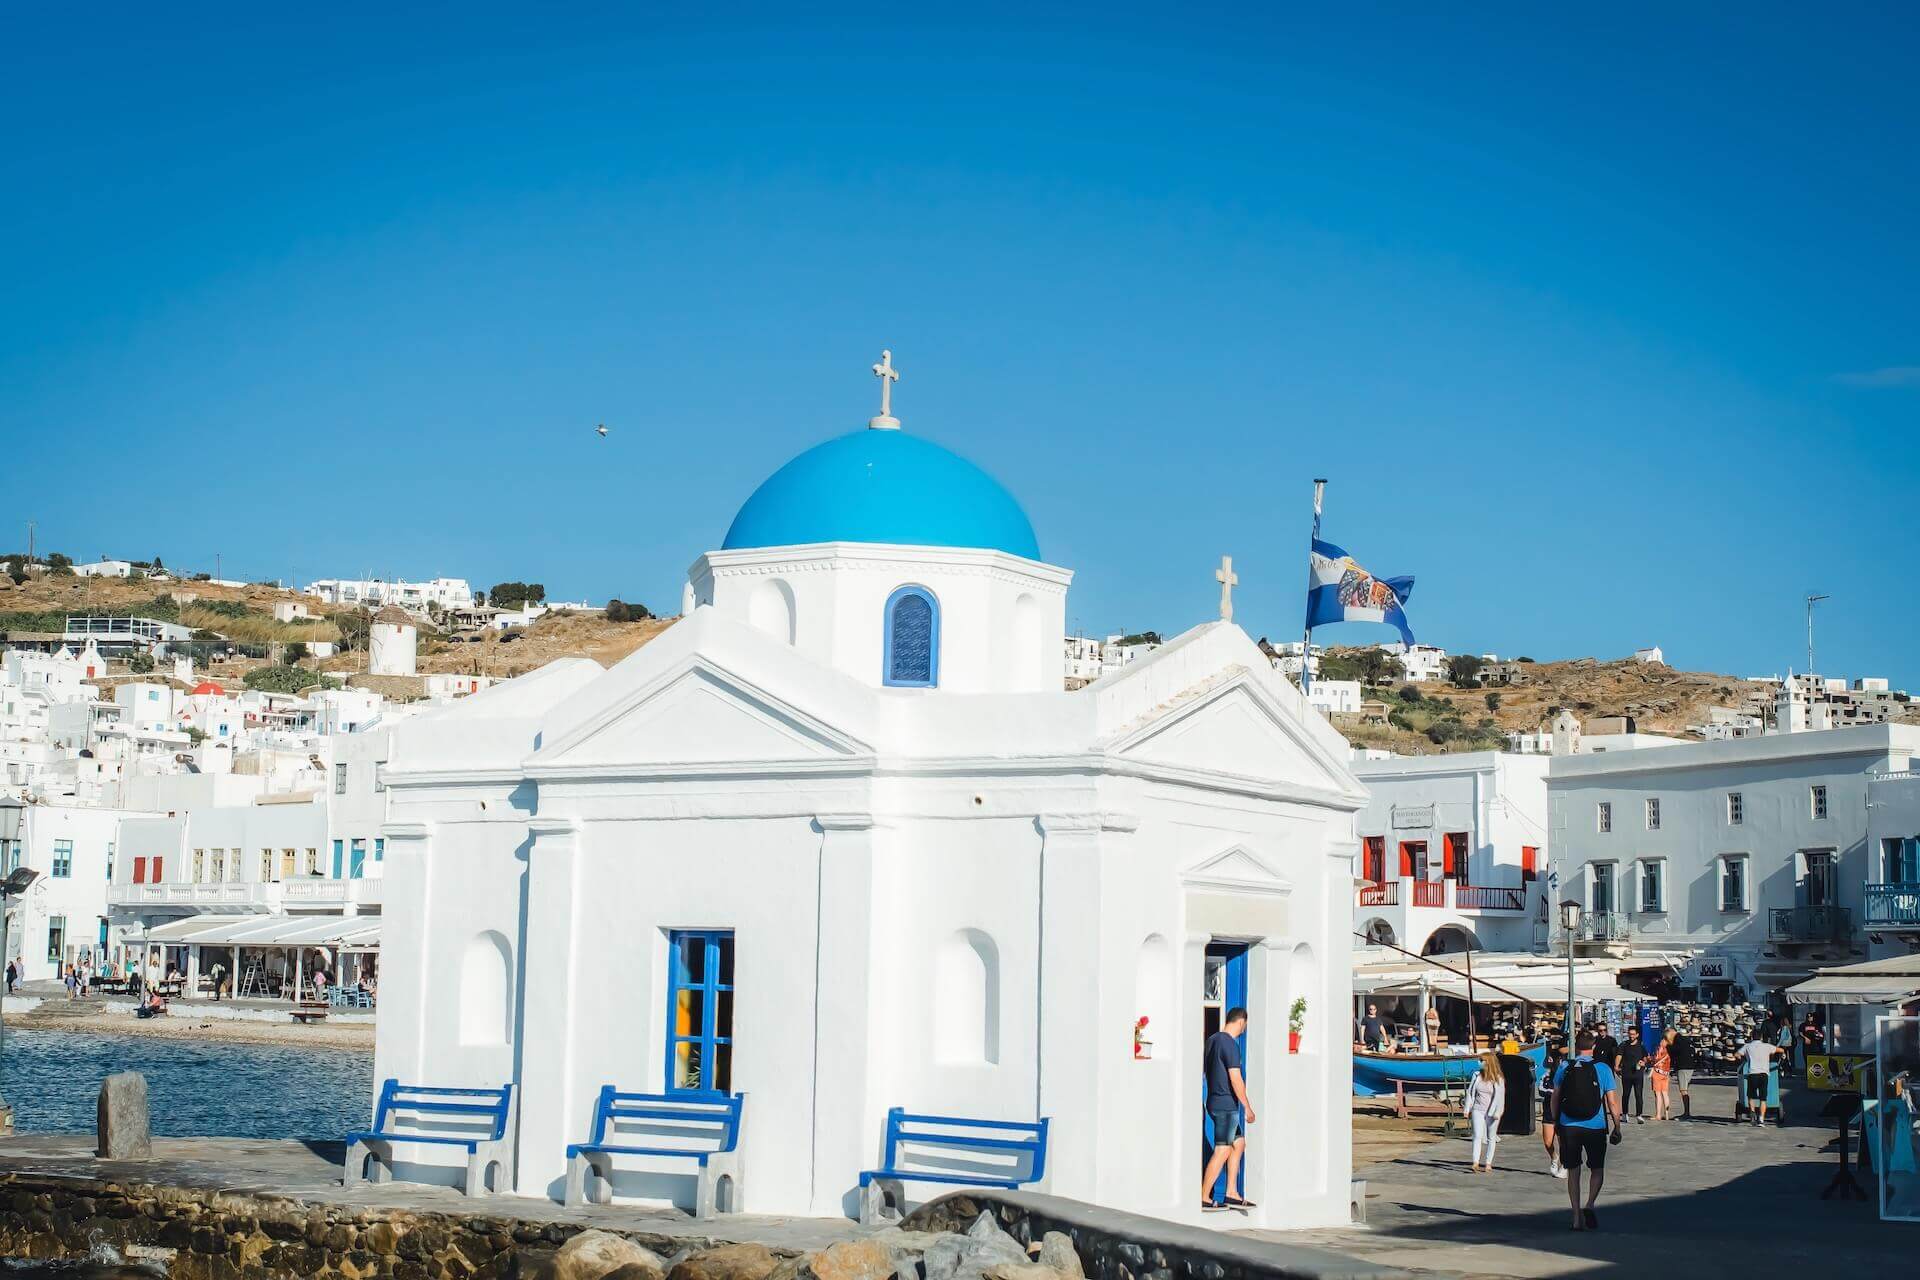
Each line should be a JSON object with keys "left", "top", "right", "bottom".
{"left": 1550, "top": 1031, "right": 1621, "bottom": 1231}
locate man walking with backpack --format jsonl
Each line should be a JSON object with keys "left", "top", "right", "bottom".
{"left": 1549, "top": 1031, "right": 1621, "bottom": 1231}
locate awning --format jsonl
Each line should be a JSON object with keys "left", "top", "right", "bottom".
{"left": 1785, "top": 957, "right": 1920, "bottom": 1007}
{"left": 1371, "top": 973, "right": 1642, "bottom": 1003}
{"left": 133, "top": 914, "right": 380, "bottom": 950}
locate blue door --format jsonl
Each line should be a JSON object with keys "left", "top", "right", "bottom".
{"left": 1202, "top": 940, "right": 1251, "bottom": 1202}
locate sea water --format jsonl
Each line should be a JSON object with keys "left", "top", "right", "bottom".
{"left": 0, "top": 1028, "right": 373, "bottom": 1139}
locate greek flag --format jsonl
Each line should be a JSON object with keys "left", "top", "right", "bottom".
{"left": 1305, "top": 537, "right": 1416, "bottom": 646}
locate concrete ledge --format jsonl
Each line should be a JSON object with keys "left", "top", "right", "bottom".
{"left": 902, "top": 1190, "right": 1406, "bottom": 1280}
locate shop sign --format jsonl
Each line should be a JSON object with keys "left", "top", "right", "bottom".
{"left": 1695, "top": 957, "right": 1729, "bottom": 981}
{"left": 1392, "top": 804, "right": 1434, "bottom": 829}
{"left": 1807, "top": 1054, "right": 1873, "bottom": 1092}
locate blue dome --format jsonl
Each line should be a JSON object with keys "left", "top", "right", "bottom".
{"left": 723, "top": 429, "right": 1042, "bottom": 561}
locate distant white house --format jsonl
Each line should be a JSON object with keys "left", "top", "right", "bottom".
{"left": 1061, "top": 632, "right": 1162, "bottom": 686}
{"left": 272, "top": 600, "right": 313, "bottom": 623}
{"left": 1633, "top": 646, "right": 1665, "bottom": 665}
{"left": 73, "top": 559, "right": 135, "bottom": 578}
{"left": 1384, "top": 641, "right": 1448, "bottom": 683}
{"left": 1307, "top": 679, "right": 1362, "bottom": 716}
{"left": 1262, "top": 639, "right": 1322, "bottom": 681}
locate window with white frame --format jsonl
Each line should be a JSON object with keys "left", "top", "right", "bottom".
{"left": 1811, "top": 785, "right": 1828, "bottom": 820}
{"left": 1646, "top": 798, "right": 1660, "bottom": 831}
{"left": 51, "top": 839, "right": 73, "bottom": 878}
{"left": 1727, "top": 792, "right": 1743, "bottom": 825}
{"left": 1591, "top": 862, "right": 1617, "bottom": 915}
{"left": 1639, "top": 859, "right": 1666, "bottom": 912}
{"left": 1719, "top": 854, "right": 1749, "bottom": 912}
{"left": 334, "top": 763, "right": 348, "bottom": 795}
{"left": 1598, "top": 801, "right": 1613, "bottom": 833}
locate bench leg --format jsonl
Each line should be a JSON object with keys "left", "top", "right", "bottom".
{"left": 345, "top": 1140, "right": 392, "bottom": 1188}
{"left": 564, "top": 1154, "right": 589, "bottom": 1208}
{"left": 465, "top": 1148, "right": 501, "bottom": 1197}
{"left": 858, "top": 1178, "right": 904, "bottom": 1227}
{"left": 1350, "top": 1178, "right": 1367, "bottom": 1224}
{"left": 696, "top": 1154, "right": 743, "bottom": 1218}
{"left": 343, "top": 1140, "right": 368, "bottom": 1189}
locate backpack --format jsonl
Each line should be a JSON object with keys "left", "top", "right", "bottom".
{"left": 1559, "top": 1061, "right": 1603, "bottom": 1123}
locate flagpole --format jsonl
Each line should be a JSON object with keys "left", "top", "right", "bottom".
{"left": 1301, "top": 478, "right": 1326, "bottom": 694}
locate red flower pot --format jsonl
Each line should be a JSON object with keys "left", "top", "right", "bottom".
{"left": 1288, "top": 1030, "right": 1302, "bottom": 1054}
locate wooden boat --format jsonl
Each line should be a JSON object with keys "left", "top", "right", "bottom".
{"left": 1352, "top": 1041, "right": 1548, "bottom": 1097}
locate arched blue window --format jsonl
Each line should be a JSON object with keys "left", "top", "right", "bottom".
{"left": 883, "top": 585, "right": 940, "bottom": 687}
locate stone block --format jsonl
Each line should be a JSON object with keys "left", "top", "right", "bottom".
{"left": 553, "top": 1231, "right": 668, "bottom": 1280}
{"left": 809, "top": 1241, "right": 894, "bottom": 1280}
{"left": 95, "top": 1073, "right": 152, "bottom": 1160}
{"left": 1035, "top": 1236, "right": 1083, "bottom": 1280}
{"left": 667, "top": 1243, "right": 781, "bottom": 1280}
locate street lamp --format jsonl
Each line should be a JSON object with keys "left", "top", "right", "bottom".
{"left": 1, "top": 864, "right": 43, "bottom": 1135}
{"left": 1559, "top": 898, "right": 1583, "bottom": 1039}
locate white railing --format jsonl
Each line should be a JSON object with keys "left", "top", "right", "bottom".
{"left": 106, "top": 881, "right": 274, "bottom": 909}
{"left": 280, "top": 877, "right": 383, "bottom": 907}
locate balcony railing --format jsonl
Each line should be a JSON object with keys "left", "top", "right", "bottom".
{"left": 1575, "top": 911, "right": 1631, "bottom": 943}
{"left": 281, "top": 877, "right": 383, "bottom": 907}
{"left": 1456, "top": 885, "right": 1527, "bottom": 912}
{"left": 1865, "top": 883, "right": 1920, "bottom": 929}
{"left": 1357, "top": 881, "right": 1399, "bottom": 907}
{"left": 1767, "top": 905, "right": 1854, "bottom": 943}
{"left": 106, "top": 882, "right": 273, "bottom": 910}
{"left": 1411, "top": 879, "right": 1447, "bottom": 908}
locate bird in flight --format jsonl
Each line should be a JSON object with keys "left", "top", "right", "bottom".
{"left": 595, "top": 423, "right": 609, "bottom": 438}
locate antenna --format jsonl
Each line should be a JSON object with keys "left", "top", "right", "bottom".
{"left": 1805, "top": 593, "right": 1830, "bottom": 675}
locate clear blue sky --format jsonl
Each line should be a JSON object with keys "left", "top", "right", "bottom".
{"left": 7, "top": 6, "right": 1917, "bottom": 685}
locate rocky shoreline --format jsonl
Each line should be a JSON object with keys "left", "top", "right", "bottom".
{"left": 6, "top": 1001, "right": 373, "bottom": 1051}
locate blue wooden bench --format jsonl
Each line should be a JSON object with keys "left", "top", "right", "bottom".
{"left": 565, "top": 1088, "right": 747, "bottom": 1217}
{"left": 856, "top": 1107, "right": 1049, "bottom": 1225}
{"left": 344, "top": 1080, "right": 516, "bottom": 1197}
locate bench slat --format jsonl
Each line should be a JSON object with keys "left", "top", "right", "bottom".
{"left": 891, "top": 1133, "right": 1042, "bottom": 1153}
{"left": 893, "top": 1113, "right": 1046, "bottom": 1133}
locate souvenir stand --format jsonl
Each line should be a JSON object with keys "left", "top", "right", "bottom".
{"left": 1871, "top": 1015, "right": 1920, "bottom": 1222}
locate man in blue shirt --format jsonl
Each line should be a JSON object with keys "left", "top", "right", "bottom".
{"left": 1549, "top": 1031, "right": 1621, "bottom": 1231}
{"left": 1200, "top": 1007, "right": 1256, "bottom": 1211}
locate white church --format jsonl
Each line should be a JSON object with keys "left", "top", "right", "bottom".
{"left": 373, "top": 354, "right": 1364, "bottom": 1230}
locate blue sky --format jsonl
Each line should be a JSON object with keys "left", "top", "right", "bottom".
{"left": 6, "top": 6, "right": 1916, "bottom": 685}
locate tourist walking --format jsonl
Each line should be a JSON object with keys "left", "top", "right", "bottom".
{"left": 1650, "top": 1029, "right": 1675, "bottom": 1120}
{"left": 1799, "top": 1013, "right": 1824, "bottom": 1072}
{"left": 1670, "top": 1026, "right": 1697, "bottom": 1118}
{"left": 1549, "top": 1032, "right": 1621, "bottom": 1231}
{"left": 1464, "top": 1051, "right": 1506, "bottom": 1172}
{"left": 4, "top": 958, "right": 16, "bottom": 994}
{"left": 1200, "top": 1006, "right": 1256, "bottom": 1211}
{"left": 1616, "top": 1026, "right": 1648, "bottom": 1123}
{"left": 1540, "top": 1040, "right": 1567, "bottom": 1180}
{"left": 210, "top": 961, "right": 226, "bottom": 1001}
{"left": 1740, "top": 1033, "right": 1784, "bottom": 1126}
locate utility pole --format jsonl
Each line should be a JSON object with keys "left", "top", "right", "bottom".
{"left": 1806, "top": 593, "right": 1830, "bottom": 675}
{"left": 25, "top": 521, "right": 33, "bottom": 566}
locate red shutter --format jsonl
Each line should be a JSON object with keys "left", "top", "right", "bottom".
{"left": 1442, "top": 835, "right": 1457, "bottom": 877}
{"left": 152, "top": 856, "right": 163, "bottom": 883}
{"left": 1364, "top": 836, "right": 1385, "bottom": 884}
{"left": 1521, "top": 845, "right": 1538, "bottom": 880}
{"left": 133, "top": 857, "right": 147, "bottom": 884}
{"left": 1399, "top": 842, "right": 1414, "bottom": 877}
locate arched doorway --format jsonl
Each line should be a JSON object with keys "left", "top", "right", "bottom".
{"left": 1421, "top": 924, "right": 1479, "bottom": 956}
{"left": 1362, "top": 918, "right": 1397, "bottom": 948}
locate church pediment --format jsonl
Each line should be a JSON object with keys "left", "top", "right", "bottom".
{"left": 529, "top": 657, "right": 870, "bottom": 771}
{"left": 1108, "top": 674, "right": 1353, "bottom": 796}
{"left": 1182, "top": 844, "right": 1293, "bottom": 897}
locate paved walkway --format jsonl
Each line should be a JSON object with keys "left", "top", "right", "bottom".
{"left": 1260, "top": 1080, "right": 1909, "bottom": 1276}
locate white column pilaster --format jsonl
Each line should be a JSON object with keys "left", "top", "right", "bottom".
{"left": 809, "top": 814, "right": 878, "bottom": 1216}
{"left": 516, "top": 816, "right": 582, "bottom": 1196}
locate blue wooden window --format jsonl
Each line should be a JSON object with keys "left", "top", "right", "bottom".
{"left": 349, "top": 838, "right": 367, "bottom": 879}
{"left": 665, "top": 930, "right": 735, "bottom": 1094}
{"left": 331, "top": 840, "right": 345, "bottom": 878}
{"left": 51, "top": 839, "right": 73, "bottom": 878}
{"left": 883, "top": 585, "right": 939, "bottom": 687}
{"left": 374, "top": 837, "right": 385, "bottom": 862}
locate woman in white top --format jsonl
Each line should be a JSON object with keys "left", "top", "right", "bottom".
{"left": 1465, "top": 1051, "right": 1507, "bottom": 1172}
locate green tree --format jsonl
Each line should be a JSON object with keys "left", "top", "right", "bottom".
{"left": 48, "top": 552, "right": 73, "bottom": 570}
{"left": 127, "top": 651, "right": 155, "bottom": 674}
{"left": 1485, "top": 692, "right": 1502, "bottom": 711}
{"left": 284, "top": 640, "right": 309, "bottom": 664}
{"left": 1444, "top": 654, "right": 1486, "bottom": 688}
{"left": 244, "top": 665, "right": 326, "bottom": 693}
{"left": 1399, "top": 683, "right": 1423, "bottom": 705}
{"left": 489, "top": 582, "right": 546, "bottom": 610}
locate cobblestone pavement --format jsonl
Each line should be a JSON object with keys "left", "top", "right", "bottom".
{"left": 1257, "top": 1079, "right": 1909, "bottom": 1276}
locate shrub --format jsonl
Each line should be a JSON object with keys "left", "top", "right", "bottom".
{"left": 127, "top": 651, "right": 155, "bottom": 674}
{"left": 244, "top": 665, "right": 327, "bottom": 693}
{"left": 1485, "top": 692, "right": 1502, "bottom": 711}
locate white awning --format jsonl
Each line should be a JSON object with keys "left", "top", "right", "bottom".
{"left": 1370, "top": 973, "right": 1641, "bottom": 1003}
{"left": 136, "top": 914, "right": 381, "bottom": 949}
{"left": 1786, "top": 957, "right": 1920, "bottom": 1007}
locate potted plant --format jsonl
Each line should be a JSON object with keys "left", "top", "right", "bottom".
{"left": 1289, "top": 997, "right": 1307, "bottom": 1053}
{"left": 1133, "top": 1015, "right": 1153, "bottom": 1060}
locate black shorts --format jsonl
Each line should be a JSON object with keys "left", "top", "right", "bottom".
{"left": 1559, "top": 1127, "right": 1608, "bottom": 1171}
{"left": 1746, "top": 1073, "right": 1769, "bottom": 1102}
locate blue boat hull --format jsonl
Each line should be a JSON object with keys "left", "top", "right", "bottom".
{"left": 1352, "top": 1042, "right": 1547, "bottom": 1097}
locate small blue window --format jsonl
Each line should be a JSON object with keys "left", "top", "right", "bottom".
{"left": 374, "top": 837, "right": 385, "bottom": 862}
{"left": 665, "top": 930, "right": 735, "bottom": 1094}
{"left": 51, "top": 838, "right": 73, "bottom": 878}
{"left": 331, "top": 840, "right": 344, "bottom": 878}
{"left": 349, "top": 838, "right": 366, "bottom": 879}
{"left": 882, "top": 585, "right": 940, "bottom": 687}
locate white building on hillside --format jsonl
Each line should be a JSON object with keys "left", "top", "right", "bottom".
{"left": 1384, "top": 642, "right": 1448, "bottom": 683}
{"left": 3, "top": 802, "right": 149, "bottom": 981}
{"left": 1350, "top": 752, "right": 1551, "bottom": 958}
{"left": 73, "top": 559, "right": 135, "bottom": 578}
{"left": 1306, "top": 679, "right": 1361, "bottom": 716}
{"left": 305, "top": 577, "right": 474, "bottom": 612}
{"left": 375, "top": 364, "right": 1362, "bottom": 1230}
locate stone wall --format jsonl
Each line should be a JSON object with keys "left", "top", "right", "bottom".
{"left": 0, "top": 1168, "right": 797, "bottom": 1280}
{"left": 901, "top": 1192, "right": 1399, "bottom": 1280}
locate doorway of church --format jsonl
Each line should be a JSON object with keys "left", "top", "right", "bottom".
{"left": 1201, "top": 940, "right": 1250, "bottom": 1204}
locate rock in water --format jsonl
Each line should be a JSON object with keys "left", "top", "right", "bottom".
{"left": 96, "top": 1072, "right": 152, "bottom": 1159}
{"left": 554, "top": 1232, "right": 668, "bottom": 1280}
